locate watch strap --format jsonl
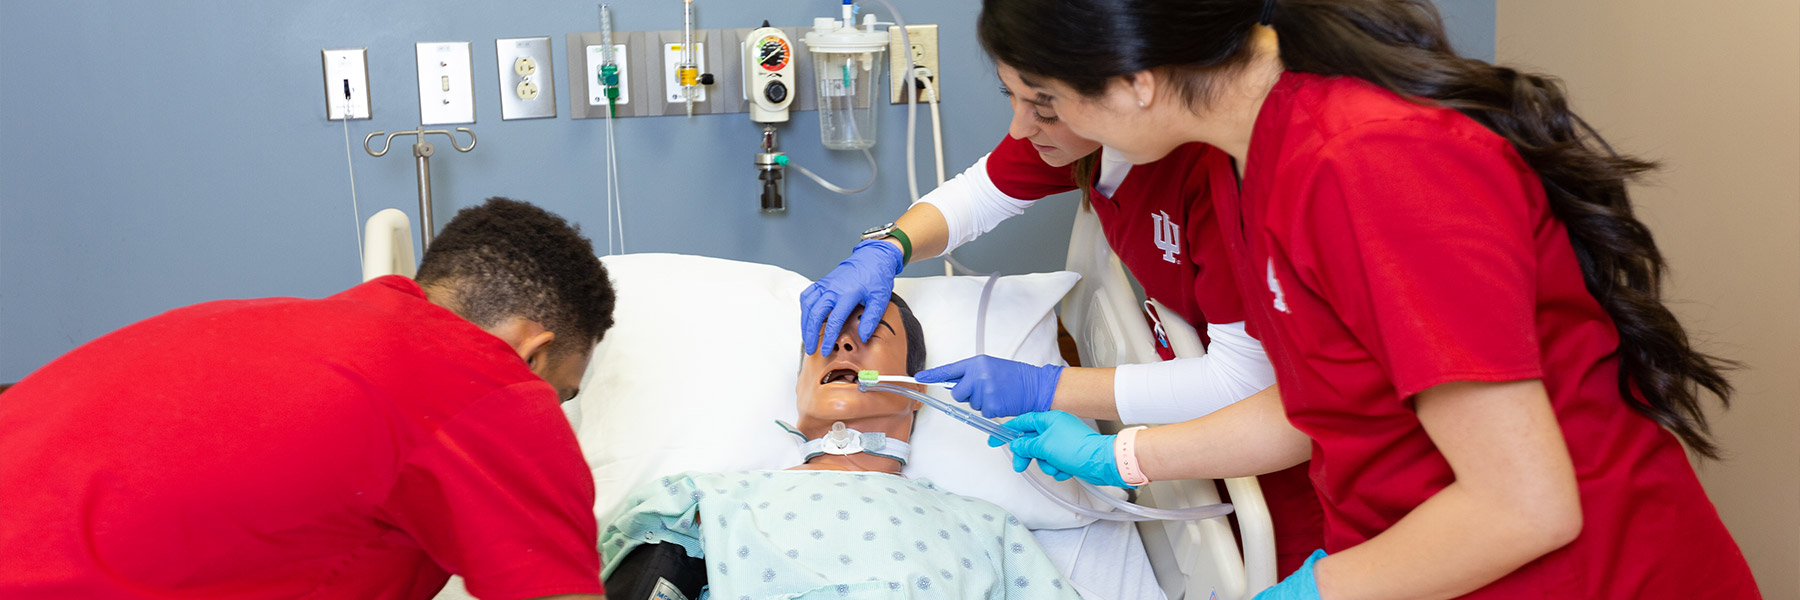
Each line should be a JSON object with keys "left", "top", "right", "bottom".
{"left": 1115, "top": 426, "right": 1150, "bottom": 487}
{"left": 885, "top": 227, "right": 913, "bottom": 265}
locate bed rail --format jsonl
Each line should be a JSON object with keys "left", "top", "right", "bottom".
{"left": 1060, "top": 206, "right": 1278, "bottom": 600}
{"left": 361, "top": 208, "right": 417, "bottom": 281}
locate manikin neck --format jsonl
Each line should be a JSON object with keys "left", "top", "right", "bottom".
{"left": 780, "top": 419, "right": 912, "bottom": 476}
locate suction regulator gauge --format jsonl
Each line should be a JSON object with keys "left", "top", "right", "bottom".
{"left": 757, "top": 35, "right": 791, "bottom": 71}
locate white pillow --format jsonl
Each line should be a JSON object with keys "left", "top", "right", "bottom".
{"left": 892, "top": 274, "right": 1099, "bottom": 530}
{"left": 576, "top": 254, "right": 809, "bottom": 515}
{"left": 573, "top": 253, "right": 1093, "bottom": 530}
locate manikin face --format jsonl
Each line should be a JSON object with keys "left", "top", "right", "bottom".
{"left": 1011, "top": 70, "right": 1190, "bottom": 166}
{"left": 794, "top": 303, "right": 924, "bottom": 439}
{"left": 998, "top": 62, "right": 1102, "bottom": 168}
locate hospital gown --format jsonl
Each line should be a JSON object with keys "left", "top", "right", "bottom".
{"left": 601, "top": 470, "right": 1081, "bottom": 600}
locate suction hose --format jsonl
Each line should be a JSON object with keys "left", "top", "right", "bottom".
{"left": 857, "top": 381, "right": 1233, "bottom": 522}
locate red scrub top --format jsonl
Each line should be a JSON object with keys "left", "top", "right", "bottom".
{"left": 988, "top": 135, "right": 1244, "bottom": 329}
{"left": 0, "top": 276, "right": 605, "bottom": 600}
{"left": 1210, "top": 71, "right": 1757, "bottom": 597}
{"left": 985, "top": 134, "right": 1325, "bottom": 576}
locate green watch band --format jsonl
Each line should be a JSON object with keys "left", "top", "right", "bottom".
{"left": 885, "top": 228, "right": 913, "bottom": 265}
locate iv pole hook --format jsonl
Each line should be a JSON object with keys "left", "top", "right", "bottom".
{"left": 361, "top": 126, "right": 479, "bottom": 248}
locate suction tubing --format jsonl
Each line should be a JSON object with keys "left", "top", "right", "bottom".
{"left": 857, "top": 381, "right": 1234, "bottom": 522}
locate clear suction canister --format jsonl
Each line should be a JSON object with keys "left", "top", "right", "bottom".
{"left": 802, "top": 16, "right": 887, "bottom": 150}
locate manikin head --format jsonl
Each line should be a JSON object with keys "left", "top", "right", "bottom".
{"left": 415, "top": 197, "right": 616, "bottom": 402}
{"left": 794, "top": 294, "right": 928, "bottom": 444}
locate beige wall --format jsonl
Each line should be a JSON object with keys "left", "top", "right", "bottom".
{"left": 1498, "top": 2, "right": 1800, "bottom": 596}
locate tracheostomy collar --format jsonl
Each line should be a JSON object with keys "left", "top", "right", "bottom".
{"left": 777, "top": 420, "right": 910, "bottom": 465}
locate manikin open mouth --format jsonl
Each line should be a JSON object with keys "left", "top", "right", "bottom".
{"left": 820, "top": 368, "right": 862, "bottom": 385}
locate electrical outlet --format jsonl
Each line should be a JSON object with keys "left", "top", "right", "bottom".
{"left": 416, "top": 41, "right": 475, "bottom": 125}
{"left": 496, "top": 37, "right": 555, "bottom": 120}
{"left": 889, "top": 25, "right": 939, "bottom": 104}
{"left": 586, "top": 44, "right": 632, "bottom": 107}
{"left": 321, "top": 48, "right": 371, "bottom": 120}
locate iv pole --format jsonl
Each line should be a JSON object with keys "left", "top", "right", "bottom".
{"left": 363, "top": 126, "right": 477, "bottom": 248}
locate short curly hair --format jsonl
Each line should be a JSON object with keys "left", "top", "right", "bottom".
{"left": 415, "top": 197, "right": 614, "bottom": 357}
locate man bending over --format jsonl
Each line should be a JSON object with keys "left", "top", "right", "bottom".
{"left": 0, "top": 198, "right": 614, "bottom": 600}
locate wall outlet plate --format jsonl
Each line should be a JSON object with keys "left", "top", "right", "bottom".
{"left": 321, "top": 48, "right": 371, "bottom": 120}
{"left": 496, "top": 37, "right": 555, "bottom": 120}
{"left": 889, "top": 24, "right": 939, "bottom": 104}
{"left": 586, "top": 44, "right": 632, "bottom": 107}
{"left": 416, "top": 41, "right": 474, "bottom": 125}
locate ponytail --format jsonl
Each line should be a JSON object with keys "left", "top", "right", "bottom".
{"left": 981, "top": 0, "right": 1735, "bottom": 458}
{"left": 1072, "top": 153, "right": 1100, "bottom": 211}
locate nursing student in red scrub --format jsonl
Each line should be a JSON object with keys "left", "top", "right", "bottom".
{"left": 975, "top": 0, "right": 1760, "bottom": 598}
{"left": 799, "top": 60, "right": 1325, "bottom": 577}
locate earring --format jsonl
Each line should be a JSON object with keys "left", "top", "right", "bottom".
{"left": 1137, "top": 100, "right": 1146, "bottom": 108}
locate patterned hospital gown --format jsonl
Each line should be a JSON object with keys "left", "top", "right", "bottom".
{"left": 600, "top": 470, "right": 1081, "bottom": 600}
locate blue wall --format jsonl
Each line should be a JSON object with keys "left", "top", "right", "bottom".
{"left": 0, "top": 0, "right": 1495, "bottom": 381}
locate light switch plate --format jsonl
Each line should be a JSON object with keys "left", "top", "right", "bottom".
{"left": 416, "top": 41, "right": 475, "bottom": 125}
{"left": 496, "top": 37, "right": 555, "bottom": 120}
{"left": 321, "top": 48, "right": 371, "bottom": 120}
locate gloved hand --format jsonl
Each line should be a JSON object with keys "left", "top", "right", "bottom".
{"left": 1253, "top": 550, "right": 1327, "bottom": 600}
{"left": 801, "top": 239, "right": 905, "bottom": 356}
{"left": 988, "top": 411, "right": 1130, "bottom": 488}
{"left": 913, "top": 355, "right": 1063, "bottom": 418}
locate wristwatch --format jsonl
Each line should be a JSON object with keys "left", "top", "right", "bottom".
{"left": 861, "top": 222, "right": 913, "bottom": 265}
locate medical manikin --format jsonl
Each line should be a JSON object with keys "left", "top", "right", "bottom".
{"left": 599, "top": 295, "right": 1078, "bottom": 600}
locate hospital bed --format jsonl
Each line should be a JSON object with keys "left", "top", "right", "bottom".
{"left": 369, "top": 208, "right": 1275, "bottom": 600}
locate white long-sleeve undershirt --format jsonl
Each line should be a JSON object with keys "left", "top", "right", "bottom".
{"left": 1113, "top": 321, "right": 1276, "bottom": 425}
{"left": 916, "top": 149, "right": 1132, "bottom": 256}
{"left": 918, "top": 148, "right": 1273, "bottom": 423}
{"left": 914, "top": 153, "right": 1033, "bottom": 256}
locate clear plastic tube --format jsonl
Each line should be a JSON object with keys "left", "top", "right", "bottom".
{"left": 786, "top": 147, "right": 878, "bottom": 194}
{"left": 858, "top": 382, "right": 1233, "bottom": 522}
{"left": 860, "top": 382, "right": 1015, "bottom": 442}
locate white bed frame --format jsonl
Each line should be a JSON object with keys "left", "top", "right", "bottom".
{"left": 1059, "top": 206, "right": 1278, "bottom": 600}
{"left": 362, "top": 208, "right": 416, "bottom": 282}
{"left": 366, "top": 208, "right": 1277, "bottom": 600}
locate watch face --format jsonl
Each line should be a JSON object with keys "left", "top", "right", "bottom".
{"left": 862, "top": 223, "right": 895, "bottom": 237}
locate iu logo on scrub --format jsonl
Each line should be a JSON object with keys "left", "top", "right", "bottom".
{"left": 1152, "top": 211, "right": 1181, "bottom": 264}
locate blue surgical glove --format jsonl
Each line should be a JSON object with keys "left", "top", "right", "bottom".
{"left": 987, "top": 411, "right": 1129, "bottom": 488}
{"left": 914, "top": 355, "right": 1063, "bottom": 418}
{"left": 801, "top": 239, "right": 905, "bottom": 356}
{"left": 1253, "top": 550, "right": 1327, "bottom": 600}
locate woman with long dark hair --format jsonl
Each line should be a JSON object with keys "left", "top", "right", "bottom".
{"left": 976, "top": 0, "right": 1759, "bottom": 597}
